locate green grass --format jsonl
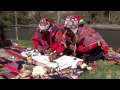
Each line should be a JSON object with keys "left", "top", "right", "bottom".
{"left": 11, "top": 39, "right": 33, "bottom": 48}
{"left": 11, "top": 39, "right": 120, "bottom": 79}
{"left": 80, "top": 60, "right": 120, "bottom": 79}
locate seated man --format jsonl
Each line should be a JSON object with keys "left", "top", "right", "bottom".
{"left": 32, "top": 18, "right": 51, "bottom": 54}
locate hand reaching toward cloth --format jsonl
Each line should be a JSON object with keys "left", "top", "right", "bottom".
{"left": 45, "top": 48, "right": 53, "bottom": 55}
{"left": 48, "top": 53, "right": 58, "bottom": 62}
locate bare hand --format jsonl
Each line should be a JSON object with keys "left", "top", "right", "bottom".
{"left": 49, "top": 53, "right": 58, "bottom": 62}
{"left": 69, "top": 44, "right": 75, "bottom": 51}
{"left": 45, "top": 48, "right": 52, "bottom": 55}
{"left": 37, "top": 46, "right": 44, "bottom": 52}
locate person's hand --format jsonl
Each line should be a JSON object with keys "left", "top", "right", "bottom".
{"left": 37, "top": 46, "right": 44, "bottom": 52}
{"left": 49, "top": 53, "right": 58, "bottom": 62}
{"left": 45, "top": 48, "right": 52, "bottom": 55}
{"left": 69, "top": 44, "right": 75, "bottom": 51}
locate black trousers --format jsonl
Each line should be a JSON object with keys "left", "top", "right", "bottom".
{"left": 63, "top": 47, "right": 104, "bottom": 64}
{"left": 82, "top": 47, "right": 104, "bottom": 64}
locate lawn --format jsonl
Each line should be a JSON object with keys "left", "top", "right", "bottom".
{"left": 11, "top": 39, "right": 33, "bottom": 48}
{"left": 11, "top": 39, "right": 120, "bottom": 79}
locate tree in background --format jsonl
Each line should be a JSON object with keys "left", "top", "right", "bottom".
{"left": 90, "top": 12, "right": 97, "bottom": 24}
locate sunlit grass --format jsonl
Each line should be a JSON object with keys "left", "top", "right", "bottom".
{"left": 11, "top": 39, "right": 33, "bottom": 48}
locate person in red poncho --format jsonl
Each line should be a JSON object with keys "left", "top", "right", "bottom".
{"left": 74, "top": 16, "right": 110, "bottom": 53}
{"left": 68, "top": 15, "right": 120, "bottom": 64}
{"left": 71, "top": 15, "right": 110, "bottom": 63}
{"left": 73, "top": 15, "right": 120, "bottom": 63}
{"left": 32, "top": 18, "right": 51, "bottom": 54}
{"left": 32, "top": 18, "right": 64, "bottom": 55}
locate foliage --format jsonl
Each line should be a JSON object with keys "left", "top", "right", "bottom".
{"left": 0, "top": 11, "right": 30, "bottom": 27}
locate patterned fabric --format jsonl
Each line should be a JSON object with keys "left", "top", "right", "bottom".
{"left": 32, "top": 23, "right": 63, "bottom": 50}
{"left": 32, "top": 18, "right": 51, "bottom": 49}
{"left": 0, "top": 57, "right": 12, "bottom": 65}
{"left": 64, "top": 15, "right": 78, "bottom": 29}
{"left": 0, "top": 60, "right": 26, "bottom": 79}
{"left": 77, "top": 25, "right": 110, "bottom": 52}
{"left": 37, "top": 33, "right": 50, "bottom": 50}
{"left": 0, "top": 67, "right": 11, "bottom": 75}
{"left": 12, "top": 45, "right": 25, "bottom": 51}
{"left": 3, "top": 72, "right": 19, "bottom": 79}
{"left": 4, "top": 49, "right": 23, "bottom": 59}
{"left": 49, "top": 24, "right": 64, "bottom": 47}
{"left": 38, "top": 68, "right": 82, "bottom": 79}
{"left": 34, "top": 62, "right": 99, "bottom": 79}
{"left": 103, "top": 53, "right": 120, "bottom": 63}
{"left": 4, "top": 62, "right": 22, "bottom": 74}
{"left": 3, "top": 45, "right": 24, "bottom": 60}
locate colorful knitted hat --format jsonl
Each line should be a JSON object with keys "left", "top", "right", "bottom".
{"left": 64, "top": 15, "right": 78, "bottom": 29}
{"left": 39, "top": 18, "right": 51, "bottom": 31}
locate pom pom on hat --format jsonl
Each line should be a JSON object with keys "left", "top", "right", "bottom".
{"left": 75, "top": 16, "right": 84, "bottom": 25}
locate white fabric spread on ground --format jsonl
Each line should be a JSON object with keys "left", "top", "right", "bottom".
{"left": 32, "top": 55, "right": 83, "bottom": 70}
{"left": 54, "top": 56, "right": 83, "bottom": 69}
{"left": 21, "top": 50, "right": 84, "bottom": 70}
{"left": 32, "top": 55, "right": 58, "bottom": 68}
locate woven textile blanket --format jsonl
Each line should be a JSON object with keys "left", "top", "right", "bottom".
{"left": 0, "top": 60, "right": 27, "bottom": 79}
{"left": 4, "top": 45, "right": 24, "bottom": 59}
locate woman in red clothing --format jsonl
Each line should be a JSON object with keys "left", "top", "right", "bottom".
{"left": 32, "top": 18, "right": 51, "bottom": 54}
{"left": 75, "top": 16, "right": 110, "bottom": 54}
{"left": 32, "top": 18, "right": 64, "bottom": 55}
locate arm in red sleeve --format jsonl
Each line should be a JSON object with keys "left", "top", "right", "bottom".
{"left": 78, "top": 43, "right": 99, "bottom": 53}
{"left": 56, "top": 44, "right": 65, "bottom": 55}
{"left": 77, "top": 45, "right": 86, "bottom": 53}
{"left": 32, "top": 39, "right": 39, "bottom": 48}
{"left": 102, "top": 46, "right": 111, "bottom": 54}
{"left": 51, "top": 42, "right": 59, "bottom": 51}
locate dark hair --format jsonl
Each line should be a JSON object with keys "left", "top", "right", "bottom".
{"left": 64, "top": 27, "right": 75, "bottom": 37}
